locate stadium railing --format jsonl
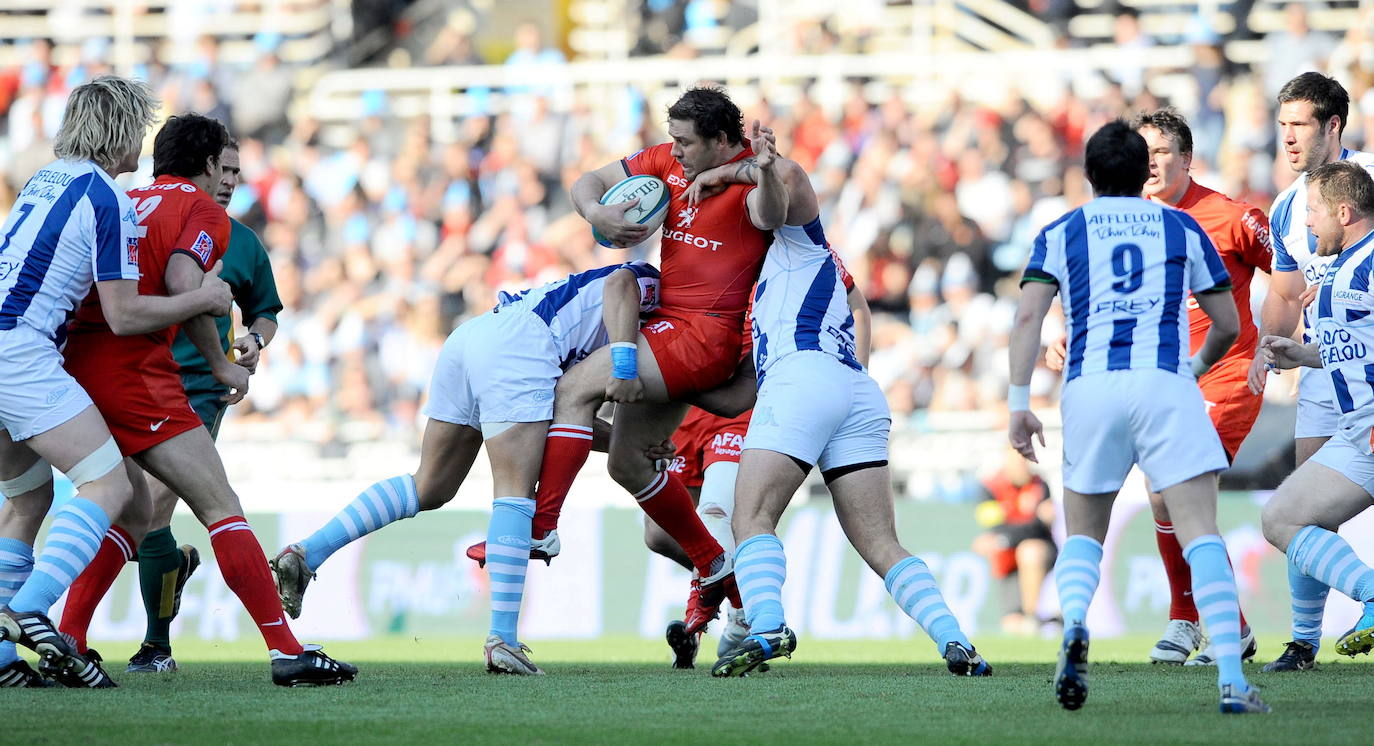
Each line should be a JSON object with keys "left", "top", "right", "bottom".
{"left": 0, "top": 0, "right": 337, "bottom": 68}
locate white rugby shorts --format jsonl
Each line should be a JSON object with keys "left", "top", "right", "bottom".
{"left": 422, "top": 308, "right": 560, "bottom": 431}
{"left": 0, "top": 325, "right": 94, "bottom": 440}
{"left": 1309, "top": 432, "right": 1374, "bottom": 498}
{"left": 743, "top": 350, "right": 890, "bottom": 472}
{"left": 1060, "top": 368, "right": 1228, "bottom": 494}
{"left": 1295, "top": 365, "right": 1339, "bottom": 440}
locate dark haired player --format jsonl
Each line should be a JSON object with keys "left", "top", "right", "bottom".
{"left": 1048, "top": 108, "right": 1273, "bottom": 666}
{"left": 57, "top": 114, "right": 355, "bottom": 687}
{"left": 1010, "top": 121, "right": 1267, "bottom": 713}
{"left": 1248, "top": 72, "right": 1374, "bottom": 672}
{"left": 124, "top": 139, "right": 283, "bottom": 674}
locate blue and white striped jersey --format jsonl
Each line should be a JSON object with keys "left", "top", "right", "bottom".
{"left": 750, "top": 218, "right": 860, "bottom": 380}
{"left": 1271, "top": 148, "right": 1374, "bottom": 342}
{"left": 0, "top": 159, "right": 140, "bottom": 342}
{"left": 496, "top": 261, "right": 660, "bottom": 369}
{"left": 1023, "top": 196, "right": 1231, "bottom": 382}
{"left": 1312, "top": 228, "right": 1374, "bottom": 450}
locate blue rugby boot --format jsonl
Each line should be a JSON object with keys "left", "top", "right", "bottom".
{"left": 1055, "top": 624, "right": 1089, "bottom": 711}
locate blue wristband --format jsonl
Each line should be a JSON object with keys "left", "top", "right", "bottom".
{"left": 611, "top": 343, "right": 638, "bottom": 380}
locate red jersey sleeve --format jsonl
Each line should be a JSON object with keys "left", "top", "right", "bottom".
{"left": 622, "top": 143, "right": 676, "bottom": 180}
{"left": 1237, "top": 205, "right": 1273, "bottom": 274}
{"left": 173, "top": 199, "right": 230, "bottom": 270}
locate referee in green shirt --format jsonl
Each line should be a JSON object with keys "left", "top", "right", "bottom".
{"left": 127, "top": 140, "right": 283, "bottom": 673}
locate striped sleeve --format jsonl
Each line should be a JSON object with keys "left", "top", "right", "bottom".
{"left": 621, "top": 261, "right": 662, "bottom": 312}
{"left": 1270, "top": 191, "right": 1297, "bottom": 272}
{"left": 1021, "top": 224, "right": 1059, "bottom": 285}
{"left": 87, "top": 176, "right": 140, "bottom": 282}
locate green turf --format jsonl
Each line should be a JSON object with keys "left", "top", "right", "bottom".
{"left": 6, "top": 636, "right": 1370, "bottom": 744}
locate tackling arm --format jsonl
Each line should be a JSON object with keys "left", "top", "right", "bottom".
{"left": 848, "top": 285, "right": 872, "bottom": 368}
{"left": 166, "top": 253, "right": 248, "bottom": 404}
{"left": 601, "top": 267, "right": 647, "bottom": 403}
{"left": 95, "top": 266, "right": 231, "bottom": 336}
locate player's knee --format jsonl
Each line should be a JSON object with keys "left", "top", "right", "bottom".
{"left": 607, "top": 453, "right": 651, "bottom": 491}
{"left": 1016, "top": 538, "right": 1051, "bottom": 566}
{"left": 1260, "top": 498, "right": 1298, "bottom": 551}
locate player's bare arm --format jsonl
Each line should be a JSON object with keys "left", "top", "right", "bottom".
{"left": 682, "top": 355, "right": 756, "bottom": 418}
{"left": 1191, "top": 287, "right": 1240, "bottom": 378}
{"left": 1248, "top": 268, "right": 1306, "bottom": 392}
{"left": 1260, "top": 335, "right": 1322, "bottom": 370}
{"left": 572, "top": 161, "right": 651, "bottom": 247}
{"left": 602, "top": 267, "right": 648, "bottom": 404}
{"left": 94, "top": 262, "right": 232, "bottom": 336}
{"left": 1008, "top": 280, "right": 1058, "bottom": 462}
{"left": 848, "top": 285, "right": 872, "bottom": 367}
{"left": 232, "top": 317, "right": 279, "bottom": 373}
{"left": 166, "top": 253, "right": 248, "bottom": 404}
{"left": 744, "top": 121, "right": 788, "bottom": 230}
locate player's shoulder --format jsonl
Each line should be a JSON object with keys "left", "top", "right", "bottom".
{"left": 1345, "top": 149, "right": 1374, "bottom": 171}
{"left": 1270, "top": 177, "right": 1302, "bottom": 216}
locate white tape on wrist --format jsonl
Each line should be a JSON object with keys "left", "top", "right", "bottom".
{"left": 1007, "top": 384, "right": 1031, "bottom": 412}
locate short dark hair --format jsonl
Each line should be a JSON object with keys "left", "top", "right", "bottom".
{"left": 666, "top": 87, "right": 744, "bottom": 145}
{"left": 152, "top": 113, "right": 230, "bottom": 178}
{"left": 1084, "top": 119, "right": 1150, "bottom": 196}
{"left": 1308, "top": 160, "right": 1374, "bottom": 218}
{"left": 1130, "top": 107, "right": 1193, "bottom": 156}
{"left": 1278, "top": 72, "right": 1349, "bottom": 135}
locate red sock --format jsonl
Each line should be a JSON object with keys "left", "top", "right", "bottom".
{"left": 59, "top": 525, "right": 136, "bottom": 653}
{"left": 208, "top": 516, "right": 303, "bottom": 655}
{"left": 635, "top": 472, "right": 723, "bottom": 574}
{"left": 530, "top": 424, "right": 594, "bottom": 538}
{"left": 1155, "top": 521, "right": 1198, "bottom": 624}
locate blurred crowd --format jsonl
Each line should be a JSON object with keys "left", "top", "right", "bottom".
{"left": 3, "top": 2, "right": 1374, "bottom": 451}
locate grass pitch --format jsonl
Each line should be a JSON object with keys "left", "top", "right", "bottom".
{"left": 7, "top": 635, "right": 1369, "bottom": 744}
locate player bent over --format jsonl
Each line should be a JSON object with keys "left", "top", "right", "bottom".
{"left": 1009, "top": 121, "right": 1268, "bottom": 713}
{"left": 1259, "top": 161, "right": 1374, "bottom": 660}
{"left": 695, "top": 135, "right": 988, "bottom": 678}
{"left": 272, "top": 261, "right": 661, "bottom": 674}
{"left": 54, "top": 114, "right": 353, "bottom": 687}
{"left": 0, "top": 77, "right": 232, "bottom": 688}
{"left": 124, "top": 139, "right": 282, "bottom": 674}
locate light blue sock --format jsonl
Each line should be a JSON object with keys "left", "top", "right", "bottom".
{"left": 1185, "top": 535, "right": 1248, "bottom": 692}
{"left": 735, "top": 534, "right": 787, "bottom": 633}
{"left": 1054, "top": 535, "right": 1103, "bottom": 627}
{"left": 884, "top": 555, "right": 970, "bottom": 651}
{"left": 300, "top": 474, "right": 420, "bottom": 571}
{"left": 1287, "top": 557, "right": 1329, "bottom": 649}
{"left": 9, "top": 497, "right": 109, "bottom": 614}
{"left": 0, "top": 538, "right": 34, "bottom": 666}
{"left": 487, "top": 496, "right": 534, "bottom": 645}
{"left": 1288, "top": 525, "right": 1374, "bottom": 603}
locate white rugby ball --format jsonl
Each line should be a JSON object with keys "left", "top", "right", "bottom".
{"left": 593, "top": 174, "right": 670, "bottom": 248}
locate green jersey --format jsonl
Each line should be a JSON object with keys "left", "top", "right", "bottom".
{"left": 171, "top": 217, "right": 282, "bottom": 379}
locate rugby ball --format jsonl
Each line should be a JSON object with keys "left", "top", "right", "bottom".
{"left": 593, "top": 175, "right": 670, "bottom": 248}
